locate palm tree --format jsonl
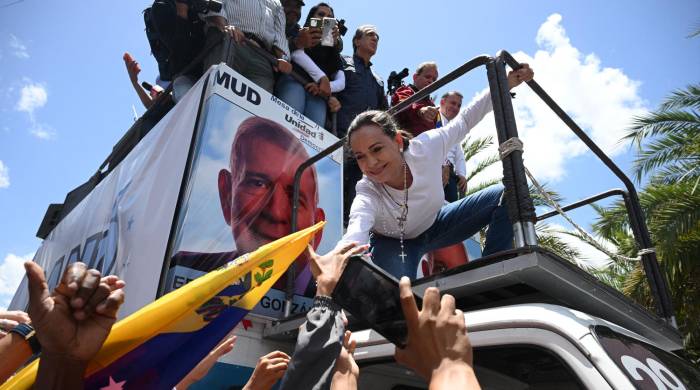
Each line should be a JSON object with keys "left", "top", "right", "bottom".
{"left": 587, "top": 83, "right": 700, "bottom": 363}
{"left": 461, "top": 135, "right": 582, "bottom": 264}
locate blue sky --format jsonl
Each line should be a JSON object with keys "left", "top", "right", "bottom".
{"left": 0, "top": 0, "right": 699, "bottom": 308}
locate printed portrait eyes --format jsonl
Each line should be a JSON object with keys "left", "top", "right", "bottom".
{"left": 241, "top": 176, "right": 271, "bottom": 194}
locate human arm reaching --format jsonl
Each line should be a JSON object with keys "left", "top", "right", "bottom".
{"left": 394, "top": 277, "right": 480, "bottom": 390}
{"left": 278, "top": 242, "right": 367, "bottom": 390}
{"left": 123, "top": 52, "right": 154, "bottom": 109}
{"left": 176, "top": 335, "right": 237, "bottom": 390}
{"left": 0, "top": 310, "right": 33, "bottom": 383}
{"left": 243, "top": 350, "right": 291, "bottom": 390}
{"left": 429, "top": 64, "right": 534, "bottom": 161}
{"left": 27, "top": 261, "right": 125, "bottom": 389}
{"left": 330, "top": 330, "right": 359, "bottom": 390}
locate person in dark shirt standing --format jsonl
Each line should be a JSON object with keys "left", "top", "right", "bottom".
{"left": 336, "top": 24, "right": 388, "bottom": 224}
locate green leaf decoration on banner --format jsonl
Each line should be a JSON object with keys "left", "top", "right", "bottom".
{"left": 253, "top": 259, "right": 275, "bottom": 286}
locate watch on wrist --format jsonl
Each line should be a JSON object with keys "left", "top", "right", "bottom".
{"left": 9, "top": 323, "right": 42, "bottom": 354}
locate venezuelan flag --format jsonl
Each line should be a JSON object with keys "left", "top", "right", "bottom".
{"left": 2, "top": 222, "right": 324, "bottom": 390}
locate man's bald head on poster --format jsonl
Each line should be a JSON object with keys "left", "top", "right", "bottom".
{"left": 218, "top": 117, "right": 325, "bottom": 256}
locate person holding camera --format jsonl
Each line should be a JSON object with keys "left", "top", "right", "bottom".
{"left": 390, "top": 61, "right": 441, "bottom": 137}
{"left": 202, "top": 0, "right": 292, "bottom": 93}
{"left": 275, "top": 2, "right": 345, "bottom": 126}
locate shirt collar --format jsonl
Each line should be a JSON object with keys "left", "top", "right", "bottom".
{"left": 353, "top": 54, "right": 373, "bottom": 68}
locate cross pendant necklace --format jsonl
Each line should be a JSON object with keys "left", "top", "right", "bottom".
{"left": 381, "top": 156, "right": 409, "bottom": 263}
{"left": 397, "top": 158, "right": 409, "bottom": 263}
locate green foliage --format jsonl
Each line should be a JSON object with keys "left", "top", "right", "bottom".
{"left": 592, "top": 83, "right": 700, "bottom": 364}
{"left": 627, "top": 85, "right": 700, "bottom": 185}
{"left": 460, "top": 136, "right": 581, "bottom": 264}
{"left": 535, "top": 223, "right": 581, "bottom": 264}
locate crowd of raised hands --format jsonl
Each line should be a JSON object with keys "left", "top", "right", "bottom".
{"left": 1, "top": 243, "right": 479, "bottom": 389}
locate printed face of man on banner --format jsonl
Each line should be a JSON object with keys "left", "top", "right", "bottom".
{"left": 217, "top": 117, "right": 325, "bottom": 273}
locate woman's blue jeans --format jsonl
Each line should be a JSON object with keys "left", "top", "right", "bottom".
{"left": 370, "top": 185, "right": 513, "bottom": 280}
{"left": 274, "top": 74, "right": 327, "bottom": 126}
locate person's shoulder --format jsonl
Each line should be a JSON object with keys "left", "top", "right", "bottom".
{"left": 370, "top": 67, "right": 384, "bottom": 86}
{"left": 408, "top": 130, "right": 443, "bottom": 158}
{"left": 341, "top": 55, "right": 356, "bottom": 71}
{"left": 356, "top": 177, "right": 380, "bottom": 196}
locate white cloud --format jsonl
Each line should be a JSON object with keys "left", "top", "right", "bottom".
{"left": 0, "top": 253, "right": 33, "bottom": 310}
{"left": 14, "top": 81, "right": 56, "bottom": 140}
{"left": 0, "top": 160, "right": 9, "bottom": 188}
{"left": 8, "top": 34, "right": 29, "bottom": 59}
{"left": 466, "top": 13, "right": 647, "bottom": 184}
{"left": 30, "top": 123, "right": 56, "bottom": 140}
{"left": 16, "top": 82, "right": 47, "bottom": 115}
{"left": 545, "top": 223, "right": 613, "bottom": 269}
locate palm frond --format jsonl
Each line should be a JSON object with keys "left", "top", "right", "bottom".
{"left": 626, "top": 110, "right": 700, "bottom": 147}
{"left": 659, "top": 84, "right": 700, "bottom": 111}
{"left": 632, "top": 129, "right": 700, "bottom": 181}
{"left": 641, "top": 182, "right": 700, "bottom": 250}
{"left": 527, "top": 182, "right": 564, "bottom": 208}
{"left": 465, "top": 154, "right": 500, "bottom": 183}
{"left": 535, "top": 223, "right": 581, "bottom": 265}
{"left": 649, "top": 162, "right": 700, "bottom": 187}
{"left": 464, "top": 178, "right": 502, "bottom": 197}
{"left": 462, "top": 135, "right": 494, "bottom": 161}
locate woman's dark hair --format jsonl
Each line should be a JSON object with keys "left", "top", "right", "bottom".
{"left": 303, "top": 2, "right": 334, "bottom": 27}
{"left": 346, "top": 110, "right": 412, "bottom": 151}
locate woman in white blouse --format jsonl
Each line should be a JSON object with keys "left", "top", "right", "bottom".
{"left": 336, "top": 64, "right": 534, "bottom": 279}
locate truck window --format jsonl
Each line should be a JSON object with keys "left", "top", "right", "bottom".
{"left": 358, "top": 346, "right": 584, "bottom": 389}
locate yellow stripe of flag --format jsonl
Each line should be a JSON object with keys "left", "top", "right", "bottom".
{"left": 2, "top": 222, "right": 324, "bottom": 389}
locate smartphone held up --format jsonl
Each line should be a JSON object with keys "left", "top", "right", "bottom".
{"left": 332, "top": 256, "right": 422, "bottom": 348}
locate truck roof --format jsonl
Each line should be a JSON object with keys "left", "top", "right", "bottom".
{"left": 409, "top": 247, "right": 683, "bottom": 351}
{"left": 264, "top": 246, "right": 682, "bottom": 352}
{"left": 351, "top": 302, "right": 657, "bottom": 352}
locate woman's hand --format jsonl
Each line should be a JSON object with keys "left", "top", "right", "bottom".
{"left": 307, "top": 242, "right": 369, "bottom": 296}
{"left": 507, "top": 63, "right": 534, "bottom": 90}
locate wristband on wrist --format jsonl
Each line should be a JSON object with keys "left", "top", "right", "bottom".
{"left": 313, "top": 295, "right": 340, "bottom": 311}
{"left": 9, "top": 323, "right": 42, "bottom": 354}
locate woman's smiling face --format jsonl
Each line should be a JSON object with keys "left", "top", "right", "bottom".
{"left": 350, "top": 124, "right": 404, "bottom": 185}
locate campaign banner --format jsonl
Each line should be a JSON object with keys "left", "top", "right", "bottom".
{"left": 8, "top": 75, "right": 207, "bottom": 317}
{"left": 164, "top": 65, "right": 343, "bottom": 316}
{"left": 0, "top": 223, "right": 323, "bottom": 390}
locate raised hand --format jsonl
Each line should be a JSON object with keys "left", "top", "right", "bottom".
{"left": 307, "top": 242, "right": 368, "bottom": 296}
{"left": 123, "top": 52, "right": 141, "bottom": 85}
{"left": 507, "top": 63, "right": 534, "bottom": 90}
{"left": 26, "top": 261, "right": 125, "bottom": 362}
{"left": 177, "top": 335, "right": 237, "bottom": 389}
{"left": 244, "top": 350, "right": 291, "bottom": 390}
{"left": 419, "top": 106, "right": 440, "bottom": 122}
{"left": 296, "top": 27, "right": 322, "bottom": 49}
{"left": 394, "top": 277, "right": 480, "bottom": 389}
